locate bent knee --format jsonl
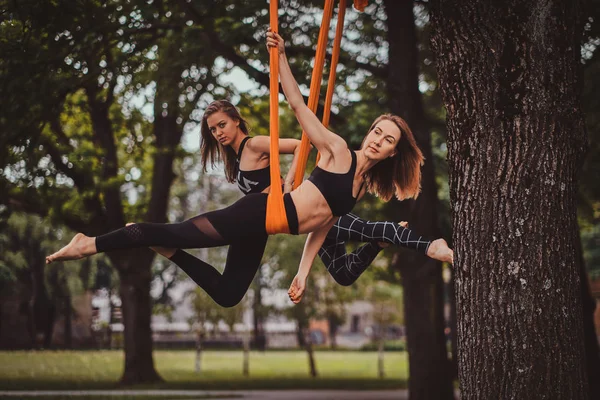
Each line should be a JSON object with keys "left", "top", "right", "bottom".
{"left": 216, "top": 296, "right": 243, "bottom": 308}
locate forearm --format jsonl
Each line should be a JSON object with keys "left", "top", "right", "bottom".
{"left": 297, "top": 221, "right": 334, "bottom": 278}
{"left": 284, "top": 146, "right": 301, "bottom": 186}
{"left": 278, "top": 52, "right": 305, "bottom": 111}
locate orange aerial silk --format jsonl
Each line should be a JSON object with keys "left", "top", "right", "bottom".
{"left": 265, "top": 0, "right": 365, "bottom": 235}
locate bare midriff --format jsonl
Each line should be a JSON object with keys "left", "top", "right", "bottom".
{"left": 290, "top": 180, "right": 337, "bottom": 234}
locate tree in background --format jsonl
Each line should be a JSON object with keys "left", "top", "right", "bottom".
{"left": 367, "top": 281, "right": 403, "bottom": 379}
{"left": 0, "top": 213, "right": 98, "bottom": 349}
{"left": 0, "top": 0, "right": 259, "bottom": 383}
{"left": 188, "top": 287, "right": 220, "bottom": 374}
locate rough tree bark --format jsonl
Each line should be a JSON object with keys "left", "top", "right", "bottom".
{"left": 383, "top": 1, "right": 455, "bottom": 398}
{"left": 430, "top": 0, "right": 589, "bottom": 398}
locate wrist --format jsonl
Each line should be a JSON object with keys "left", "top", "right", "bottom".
{"left": 296, "top": 269, "right": 309, "bottom": 279}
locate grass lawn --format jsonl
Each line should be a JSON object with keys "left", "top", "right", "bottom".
{"left": 0, "top": 350, "right": 408, "bottom": 390}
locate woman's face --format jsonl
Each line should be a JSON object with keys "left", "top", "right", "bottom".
{"left": 362, "top": 119, "right": 401, "bottom": 160}
{"left": 206, "top": 111, "right": 241, "bottom": 147}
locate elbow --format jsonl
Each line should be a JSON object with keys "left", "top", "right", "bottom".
{"left": 289, "top": 100, "right": 303, "bottom": 113}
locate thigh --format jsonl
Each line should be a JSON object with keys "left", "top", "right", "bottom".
{"left": 328, "top": 213, "right": 369, "bottom": 242}
{"left": 202, "top": 193, "right": 269, "bottom": 242}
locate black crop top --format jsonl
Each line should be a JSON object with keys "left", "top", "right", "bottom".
{"left": 308, "top": 149, "right": 362, "bottom": 217}
{"left": 235, "top": 137, "right": 271, "bottom": 195}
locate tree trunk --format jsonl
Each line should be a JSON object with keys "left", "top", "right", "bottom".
{"left": 243, "top": 333, "right": 250, "bottom": 377}
{"left": 64, "top": 295, "right": 72, "bottom": 349}
{"left": 107, "top": 289, "right": 113, "bottom": 349}
{"left": 448, "top": 268, "right": 458, "bottom": 378}
{"left": 28, "top": 296, "right": 37, "bottom": 349}
{"left": 383, "top": 1, "right": 455, "bottom": 398}
{"left": 304, "top": 327, "right": 318, "bottom": 378}
{"left": 117, "top": 253, "right": 163, "bottom": 384}
{"left": 378, "top": 333, "right": 385, "bottom": 379}
{"left": 195, "top": 331, "right": 203, "bottom": 373}
{"left": 296, "top": 319, "right": 307, "bottom": 348}
{"left": 252, "top": 270, "right": 266, "bottom": 351}
{"left": 328, "top": 317, "right": 338, "bottom": 349}
{"left": 430, "top": 1, "right": 589, "bottom": 398}
{"left": 43, "top": 302, "right": 55, "bottom": 349}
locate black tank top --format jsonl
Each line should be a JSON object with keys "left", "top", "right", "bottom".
{"left": 235, "top": 137, "right": 271, "bottom": 195}
{"left": 308, "top": 149, "right": 362, "bottom": 216}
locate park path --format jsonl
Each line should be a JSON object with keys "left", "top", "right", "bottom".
{"left": 0, "top": 389, "right": 409, "bottom": 399}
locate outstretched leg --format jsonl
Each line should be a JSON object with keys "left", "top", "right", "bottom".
{"left": 318, "top": 215, "right": 453, "bottom": 283}
{"left": 328, "top": 213, "right": 432, "bottom": 254}
{"left": 47, "top": 193, "right": 270, "bottom": 264}
{"left": 46, "top": 218, "right": 223, "bottom": 264}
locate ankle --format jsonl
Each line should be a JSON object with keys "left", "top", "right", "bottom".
{"left": 83, "top": 236, "right": 97, "bottom": 256}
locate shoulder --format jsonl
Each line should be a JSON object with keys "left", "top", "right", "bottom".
{"left": 245, "top": 135, "right": 270, "bottom": 152}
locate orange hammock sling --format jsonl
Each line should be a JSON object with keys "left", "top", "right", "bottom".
{"left": 265, "top": 0, "right": 366, "bottom": 235}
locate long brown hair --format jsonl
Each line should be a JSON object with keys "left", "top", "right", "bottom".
{"left": 200, "top": 100, "right": 250, "bottom": 183}
{"left": 362, "top": 114, "right": 424, "bottom": 201}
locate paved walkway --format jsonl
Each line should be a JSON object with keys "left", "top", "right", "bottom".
{"left": 0, "top": 390, "right": 408, "bottom": 399}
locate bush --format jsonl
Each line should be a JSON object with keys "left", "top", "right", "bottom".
{"left": 360, "top": 339, "right": 406, "bottom": 352}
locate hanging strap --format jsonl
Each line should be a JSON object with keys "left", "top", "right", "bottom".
{"left": 316, "top": 0, "right": 347, "bottom": 165}
{"left": 265, "top": 0, "right": 290, "bottom": 235}
{"left": 265, "top": 0, "right": 360, "bottom": 234}
{"left": 292, "top": 0, "right": 336, "bottom": 190}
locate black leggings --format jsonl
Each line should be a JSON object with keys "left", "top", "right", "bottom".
{"left": 319, "top": 213, "right": 432, "bottom": 286}
{"left": 165, "top": 211, "right": 432, "bottom": 296}
{"left": 95, "top": 193, "right": 298, "bottom": 307}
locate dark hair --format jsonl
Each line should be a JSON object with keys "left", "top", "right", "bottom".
{"left": 200, "top": 100, "right": 250, "bottom": 183}
{"left": 361, "top": 114, "right": 424, "bottom": 201}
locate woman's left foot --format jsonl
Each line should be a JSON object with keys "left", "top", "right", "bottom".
{"left": 427, "top": 239, "right": 454, "bottom": 264}
{"left": 46, "top": 233, "right": 94, "bottom": 264}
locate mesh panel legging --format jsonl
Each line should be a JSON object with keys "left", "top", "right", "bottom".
{"left": 318, "top": 213, "right": 432, "bottom": 286}
{"left": 95, "top": 193, "right": 280, "bottom": 307}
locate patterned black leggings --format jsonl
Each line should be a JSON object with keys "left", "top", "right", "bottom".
{"left": 319, "top": 213, "right": 432, "bottom": 286}
{"left": 157, "top": 212, "right": 432, "bottom": 301}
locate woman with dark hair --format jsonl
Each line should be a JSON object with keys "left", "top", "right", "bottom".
{"left": 46, "top": 32, "right": 453, "bottom": 307}
{"left": 153, "top": 99, "right": 438, "bottom": 298}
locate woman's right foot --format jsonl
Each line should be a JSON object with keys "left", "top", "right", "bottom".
{"left": 126, "top": 223, "right": 176, "bottom": 258}
{"left": 427, "top": 239, "right": 454, "bottom": 265}
{"left": 46, "top": 233, "right": 95, "bottom": 264}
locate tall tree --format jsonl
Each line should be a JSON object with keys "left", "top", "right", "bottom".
{"left": 381, "top": 1, "right": 455, "bottom": 398}
{"left": 430, "top": 0, "right": 589, "bottom": 398}
{"left": 0, "top": 0, "right": 235, "bottom": 382}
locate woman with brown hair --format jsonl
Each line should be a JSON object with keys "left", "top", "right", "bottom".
{"left": 46, "top": 32, "right": 453, "bottom": 307}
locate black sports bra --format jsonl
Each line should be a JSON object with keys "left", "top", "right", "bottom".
{"left": 235, "top": 137, "right": 271, "bottom": 195}
{"left": 308, "top": 149, "right": 363, "bottom": 216}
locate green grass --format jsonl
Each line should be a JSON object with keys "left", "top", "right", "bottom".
{"left": 0, "top": 350, "right": 408, "bottom": 390}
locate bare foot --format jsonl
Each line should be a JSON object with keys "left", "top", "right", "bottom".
{"left": 427, "top": 238, "right": 454, "bottom": 264}
{"left": 126, "top": 223, "right": 176, "bottom": 258}
{"left": 46, "top": 233, "right": 95, "bottom": 264}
